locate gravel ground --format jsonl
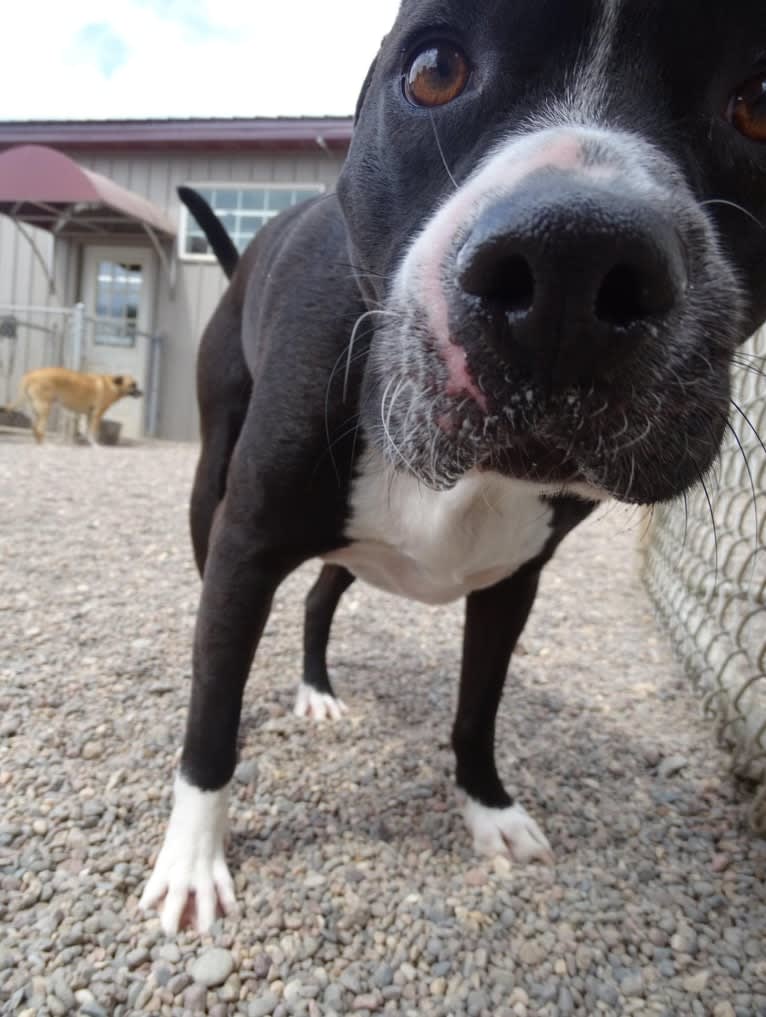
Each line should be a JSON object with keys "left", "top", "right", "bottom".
{"left": 1, "top": 437, "right": 765, "bottom": 1017}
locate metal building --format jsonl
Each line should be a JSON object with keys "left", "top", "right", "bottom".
{"left": 0, "top": 118, "right": 352, "bottom": 441}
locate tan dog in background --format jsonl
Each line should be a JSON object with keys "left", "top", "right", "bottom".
{"left": 6, "top": 367, "right": 142, "bottom": 444}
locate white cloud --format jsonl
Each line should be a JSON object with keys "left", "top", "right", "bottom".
{"left": 3, "top": 0, "right": 401, "bottom": 120}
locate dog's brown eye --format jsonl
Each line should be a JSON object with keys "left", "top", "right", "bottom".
{"left": 404, "top": 43, "right": 470, "bottom": 108}
{"left": 728, "top": 75, "right": 766, "bottom": 142}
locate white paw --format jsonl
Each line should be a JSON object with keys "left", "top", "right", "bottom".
{"left": 140, "top": 774, "right": 237, "bottom": 935}
{"left": 464, "top": 799, "right": 554, "bottom": 865}
{"left": 293, "top": 683, "right": 348, "bottom": 722}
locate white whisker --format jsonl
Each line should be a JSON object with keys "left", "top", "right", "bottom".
{"left": 344, "top": 308, "right": 397, "bottom": 402}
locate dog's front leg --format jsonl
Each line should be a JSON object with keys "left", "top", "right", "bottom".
{"left": 140, "top": 501, "right": 297, "bottom": 935}
{"left": 87, "top": 407, "right": 108, "bottom": 445}
{"left": 453, "top": 564, "right": 554, "bottom": 865}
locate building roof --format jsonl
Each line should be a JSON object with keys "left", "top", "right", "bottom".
{"left": 0, "top": 145, "right": 176, "bottom": 239}
{"left": 0, "top": 117, "right": 354, "bottom": 153}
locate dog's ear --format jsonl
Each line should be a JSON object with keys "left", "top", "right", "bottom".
{"left": 354, "top": 39, "right": 385, "bottom": 125}
{"left": 112, "top": 375, "right": 124, "bottom": 386}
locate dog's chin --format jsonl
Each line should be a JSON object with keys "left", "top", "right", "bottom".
{"left": 372, "top": 376, "right": 728, "bottom": 506}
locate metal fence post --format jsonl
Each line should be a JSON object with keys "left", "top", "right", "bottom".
{"left": 70, "top": 302, "right": 85, "bottom": 371}
{"left": 146, "top": 332, "right": 163, "bottom": 438}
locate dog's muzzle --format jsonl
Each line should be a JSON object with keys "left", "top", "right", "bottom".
{"left": 363, "top": 131, "right": 742, "bottom": 503}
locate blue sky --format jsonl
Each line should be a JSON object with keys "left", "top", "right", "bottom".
{"left": 5, "top": 1, "right": 400, "bottom": 120}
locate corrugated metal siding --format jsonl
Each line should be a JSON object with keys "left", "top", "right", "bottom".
{"left": 0, "top": 218, "right": 77, "bottom": 308}
{"left": 0, "top": 147, "right": 345, "bottom": 440}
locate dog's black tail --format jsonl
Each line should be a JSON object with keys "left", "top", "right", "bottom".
{"left": 177, "top": 186, "right": 240, "bottom": 280}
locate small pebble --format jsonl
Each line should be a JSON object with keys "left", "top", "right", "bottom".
{"left": 683, "top": 971, "right": 711, "bottom": 994}
{"left": 125, "top": 946, "right": 149, "bottom": 970}
{"left": 167, "top": 973, "right": 193, "bottom": 996}
{"left": 352, "top": 993, "right": 381, "bottom": 1011}
{"left": 249, "top": 992, "right": 280, "bottom": 1017}
{"left": 658, "top": 754, "right": 689, "bottom": 779}
{"left": 183, "top": 983, "right": 208, "bottom": 1012}
{"left": 236, "top": 759, "right": 259, "bottom": 784}
{"left": 159, "top": 942, "right": 182, "bottom": 963}
{"left": 190, "top": 947, "right": 235, "bottom": 988}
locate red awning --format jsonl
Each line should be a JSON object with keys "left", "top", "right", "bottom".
{"left": 0, "top": 144, "right": 176, "bottom": 240}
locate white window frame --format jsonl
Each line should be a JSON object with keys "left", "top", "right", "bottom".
{"left": 178, "top": 181, "right": 327, "bottom": 265}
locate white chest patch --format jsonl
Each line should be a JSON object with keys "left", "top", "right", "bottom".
{"left": 323, "top": 453, "right": 554, "bottom": 605}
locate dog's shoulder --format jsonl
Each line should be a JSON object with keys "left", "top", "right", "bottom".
{"left": 237, "top": 194, "right": 366, "bottom": 365}
{"left": 231, "top": 194, "right": 348, "bottom": 297}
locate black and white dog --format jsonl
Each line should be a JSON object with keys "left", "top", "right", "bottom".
{"left": 142, "top": 0, "right": 766, "bottom": 934}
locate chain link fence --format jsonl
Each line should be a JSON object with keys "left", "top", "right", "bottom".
{"left": 643, "top": 328, "right": 766, "bottom": 834}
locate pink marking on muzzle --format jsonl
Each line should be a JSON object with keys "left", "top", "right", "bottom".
{"left": 443, "top": 337, "right": 488, "bottom": 411}
{"left": 413, "top": 133, "right": 583, "bottom": 413}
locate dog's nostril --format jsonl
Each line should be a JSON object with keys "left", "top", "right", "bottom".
{"left": 494, "top": 255, "right": 535, "bottom": 315}
{"left": 595, "top": 263, "right": 675, "bottom": 328}
{"left": 463, "top": 253, "right": 536, "bottom": 316}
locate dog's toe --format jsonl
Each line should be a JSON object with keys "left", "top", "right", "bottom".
{"left": 464, "top": 799, "right": 554, "bottom": 865}
{"left": 293, "top": 683, "right": 348, "bottom": 722}
{"left": 141, "top": 861, "right": 236, "bottom": 936}
{"left": 140, "top": 774, "right": 237, "bottom": 935}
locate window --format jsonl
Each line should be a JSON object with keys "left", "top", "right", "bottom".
{"left": 180, "top": 184, "right": 324, "bottom": 261}
{"left": 94, "top": 260, "right": 143, "bottom": 347}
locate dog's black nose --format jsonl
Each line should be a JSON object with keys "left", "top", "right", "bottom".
{"left": 456, "top": 174, "right": 687, "bottom": 387}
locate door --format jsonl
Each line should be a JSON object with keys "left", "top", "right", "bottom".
{"left": 82, "top": 246, "right": 156, "bottom": 439}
